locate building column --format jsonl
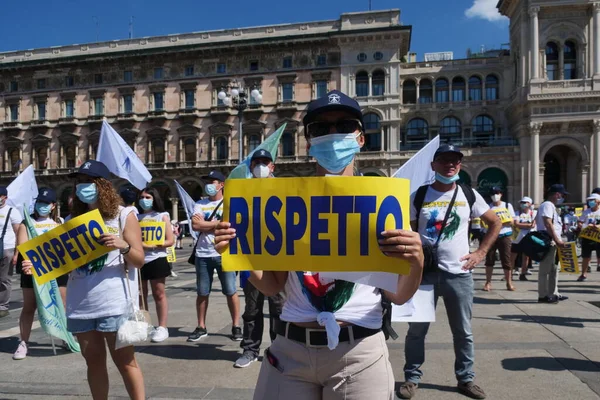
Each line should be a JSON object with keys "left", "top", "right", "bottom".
{"left": 581, "top": 164, "right": 590, "bottom": 203}
{"left": 380, "top": 126, "right": 385, "bottom": 152}
{"left": 530, "top": 122, "right": 542, "bottom": 204}
{"left": 416, "top": 82, "right": 420, "bottom": 104}
{"left": 530, "top": 6, "right": 541, "bottom": 80}
{"left": 594, "top": 3, "right": 600, "bottom": 77}
{"left": 171, "top": 198, "right": 179, "bottom": 222}
{"left": 368, "top": 74, "right": 373, "bottom": 97}
{"left": 520, "top": 16, "right": 529, "bottom": 86}
{"left": 594, "top": 120, "right": 600, "bottom": 188}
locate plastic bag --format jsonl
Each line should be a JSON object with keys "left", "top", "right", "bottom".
{"left": 115, "top": 302, "right": 152, "bottom": 350}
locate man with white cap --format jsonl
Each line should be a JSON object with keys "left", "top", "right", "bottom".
{"left": 577, "top": 193, "right": 600, "bottom": 281}
{"left": 511, "top": 196, "right": 536, "bottom": 282}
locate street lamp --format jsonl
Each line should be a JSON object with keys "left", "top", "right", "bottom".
{"left": 218, "top": 85, "right": 263, "bottom": 163}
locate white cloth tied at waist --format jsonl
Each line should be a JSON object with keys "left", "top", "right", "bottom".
{"left": 317, "top": 311, "right": 341, "bottom": 350}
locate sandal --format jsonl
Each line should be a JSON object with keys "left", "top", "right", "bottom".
{"left": 483, "top": 282, "right": 491, "bottom": 291}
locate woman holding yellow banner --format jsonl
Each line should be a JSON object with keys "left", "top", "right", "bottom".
{"left": 66, "top": 160, "right": 146, "bottom": 400}
{"left": 137, "top": 187, "right": 174, "bottom": 343}
{"left": 12, "top": 188, "right": 66, "bottom": 360}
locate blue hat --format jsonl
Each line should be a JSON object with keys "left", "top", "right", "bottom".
{"left": 0, "top": 186, "right": 6, "bottom": 197}
{"left": 434, "top": 144, "right": 464, "bottom": 160}
{"left": 69, "top": 160, "right": 111, "bottom": 179}
{"left": 120, "top": 188, "right": 137, "bottom": 204}
{"left": 37, "top": 187, "right": 57, "bottom": 203}
{"left": 548, "top": 184, "right": 569, "bottom": 195}
{"left": 302, "top": 90, "right": 364, "bottom": 129}
{"left": 593, "top": 187, "right": 600, "bottom": 195}
{"left": 251, "top": 149, "right": 273, "bottom": 162}
{"left": 490, "top": 186, "right": 503, "bottom": 194}
{"left": 201, "top": 170, "right": 226, "bottom": 182}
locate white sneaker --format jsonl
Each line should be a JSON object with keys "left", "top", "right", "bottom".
{"left": 13, "top": 341, "right": 27, "bottom": 360}
{"left": 170, "top": 270, "right": 178, "bottom": 278}
{"left": 151, "top": 326, "right": 169, "bottom": 343}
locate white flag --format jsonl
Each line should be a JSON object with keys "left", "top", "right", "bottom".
{"left": 392, "top": 136, "right": 441, "bottom": 195}
{"left": 96, "top": 120, "right": 152, "bottom": 190}
{"left": 7, "top": 165, "right": 38, "bottom": 216}
{"left": 174, "top": 180, "right": 198, "bottom": 240}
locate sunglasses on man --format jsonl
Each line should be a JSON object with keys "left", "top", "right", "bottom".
{"left": 306, "top": 119, "right": 362, "bottom": 137}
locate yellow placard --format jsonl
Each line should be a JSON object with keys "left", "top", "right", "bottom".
{"left": 575, "top": 207, "right": 583, "bottom": 217}
{"left": 139, "top": 221, "right": 166, "bottom": 246}
{"left": 579, "top": 226, "right": 600, "bottom": 243}
{"left": 17, "top": 209, "right": 111, "bottom": 285}
{"left": 222, "top": 177, "right": 411, "bottom": 274}
{"left": 166, "top": 246, "right": 177, "bottom": 263}
{"left": 494, "top": 208, "right": 513, "bottom": 224}
{"left": 558, "top": 242, "right": 580, "bottom": 274}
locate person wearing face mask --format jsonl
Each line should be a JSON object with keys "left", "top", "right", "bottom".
{"left": 483, "top": 187, "right": 516, "bottom": 291}
{"left": 534, "top": 184, "right": 569, "bottom": 304}
{"left": 0, "top": 186, "right": 23, "bottom": 319}
{"left": 188, "top": 170, "right": 242, "bottom": 342}
{"left": 137, "top": 187, "right": 174, "bottom": 343}
{"left": 11, "top": 188, "right": 67, "bottom": 360}
{"left": 510, "top": 197, "right": 536, "bottom": 282}
{"left": 67, "top": 160, "right": 146, "bottom": 399}
{"left": 577, "top": 193, "right": 600, "bottom": 282}
{"left": 214, "top": 90, "right": 425, "bottom": 400}
{"left": 233, "top": 149, "right": 284, "bottom": 369}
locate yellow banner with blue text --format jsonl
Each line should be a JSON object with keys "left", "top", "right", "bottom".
{"left": 579, "top": 226, "right": 600, "bottom": 243}
{"left": 139, "top": 221, "right": 166, "bottom": 246}
{"left": 575, "top": 207, "right": 583, "bottom": 217}
{"left": 558, "top": 242, "right": 580, "bottom": 274}
{"left": 494, "top": 208, "right": 513, "bottom": 224}
{"left": 166, "top": 246, "right": 177, "bottom": 263}
{"left": 17, "top": 209, "right": 111, "bottom": 285}
{"left": 221, "top": 177, "right": 411, "bottom": 274}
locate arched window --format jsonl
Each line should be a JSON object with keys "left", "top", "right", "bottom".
{"left": 402, "top": 80, "right": 416, "bottom": 104}
{"left": 248, "top": 134, "right": 261, "bottom": 153}
{"left": 363, "top": 113, "right": 382, "bottom": 151}
{"left": 216, "top": 136, "right": 228, "bottom": 160}
{"left": 419, "top": 79, "right": 433, "bottom": 104}
{"left": 452, "top": 77, "right": 465, "bottom": 102}
{"left": 152, "top": 139, "right": 165, "bottom": 164}
{"left": 472, "top": 115, "right": 494, "bottom": 135}
{"left": 546, "top": 42, "right": 559, "bottom": 81}
{"left": 372, "top": 70, "right": 385, "bottom": 96}
{"left": 36, "top": 146, "right": 48, "bottom": 169}
{"left": 8, "top": 148, "right": 20, "bottom": 171}
{"left": 356, "top": 71, "right": 369, "bottom": 97}
{"left": 468, "top": 76, "right": 482, "bottom": 101}
{"left": 564, "top": 40, "right": 577, "bottom": 80}
{"left": 485, "top": 75, "right": 499, "bottom": 100}
{"left": 406, "top": 118, "right": 428, "bottom": 136}
{"left": 282, "top": 132, "right": 295, "bottom": 156}
{"left": 65, "top": 145, "right": 76, "bottom": 168}
{"left": 435, "top": 78, "right": 449, "bottom": 103}
{"left": 184, "top": 138, "right": 196, "bottom": 162}
{"left": 440, "top": 117, "right": 462, "bottom": 138}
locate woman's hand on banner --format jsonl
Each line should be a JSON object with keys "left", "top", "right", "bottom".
{"left": 22, "top": 259, "right": 33, "bottom": 275}
{"left": 99, "top": 234, "right": 129, "bottom": 251}
{"left": 214, "top": 221, "right": 236, "bottom": 254}
{"left": 378, "top": 230, "right": 424, "bottom": 266}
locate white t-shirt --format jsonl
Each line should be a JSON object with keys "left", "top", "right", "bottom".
{"left": 411, "top": 185, "right": 489, "bottom": 275}
{"left": 488, "top": 202, "right": 515, "bottom": 237}
{"left": 514, "top": 209, "right": 537, "bottom": 244}
{"left": 193, "top": 199, "right": 223, "bottom": 258}
{"left": 280, "top": 272, "right": 383, "bottom": 330}
{"left": 535, "top": 201, "right": 562, "bottom": 238}
{"left": 138, "top": 211, "right": 170, "bottom": 263}
{"left": 32, "top": 217, "right": 60, "bottom": 235}
{"left": 579, "top": 208, "right": 600, "bottom": 228}
{"left": 66, "top": 206, "right": 139, "bottom": 320}
{"left": 0, "top": 205, "right": 23, "bottom": 250}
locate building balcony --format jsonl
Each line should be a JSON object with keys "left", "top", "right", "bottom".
{"left": 401, "top": 137, "right": 518, "bottom": 152}
{"left": 148, "top": 110, "right": 167, "bottom": 120}
{"left": 30, "top": 119, "right": 48, "bottom": 128}
{"left": 88, "top": 114, "right": 104, "bottom": 121}
{"left": 210, "top": 105, "right": 233, "bottom": 116}
{"left": 117, "top": 112, "right": 136, "bottom": 121}
{"left": 244, "top": 104, "right": 264, "bottom": 114}
{"left": 276, "top": 100, "right": 297, "bottom": 110}
{"left": 2, "top": 121, "right": 22, "bottom": 131}
{"left": 529, "top": 78, "right": 594, "bottom": 98}
{"left": 59, "top": 116, "right": 77, "bottom": 126}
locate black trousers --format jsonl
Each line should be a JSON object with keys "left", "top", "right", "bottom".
{"left": 240, "top": 281, "right": 284, "bottom": 356}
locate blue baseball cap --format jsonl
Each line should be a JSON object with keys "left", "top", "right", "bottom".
{"left": 37, "top": 187, "right": 57, "bottom": 203}
{"left": 201, "top": 170, "right": 226, "bottom": 182}
{"left": 120, "top": 188, "right": 137, "bottom": 204}
{"left": 302, "top": 90, "right": 364, "bottom": 130}
{"left": 251, "top": 149, "right": 273, "bottom": 162}
{"left": 490, "top": 186, "right": 503, "bottom": 194}
{"left": 548, "top": 184, "right": 569, "bottom": 195}
{"left": 434, "top": 144, "right": 464, "bottom": 160}
{"left": 69, "top": 160, "right": 111, "bottom": 179}
{"left": 0, "top": 186, "right": 7, "bottom": 197}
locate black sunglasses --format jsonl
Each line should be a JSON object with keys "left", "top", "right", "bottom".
{"left": 306, "top": 119, "right": 362, "bottom": 137}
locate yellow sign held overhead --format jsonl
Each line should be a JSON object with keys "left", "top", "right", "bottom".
{"left": 558, "top": 242, "right": 580, "bottom": 274}
{"left": 222, "top": 177, "right": 411, "bottom": 275}
{"left": 139, "top": 221, "right": 165, "bottom": 246}
{"left": 17, "top": 209, "right": 112, "bottom": 285}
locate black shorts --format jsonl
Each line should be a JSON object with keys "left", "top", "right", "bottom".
{"left": 20, "top": 272, "right": 68, "bottom": 289}
{"left": 581, "top": 238, "right": 599, "bottom": 259}
{"left": 141, "top": 257, "right": 171, "bottom": 281}
{"left": 511, "top": 242, "right": 523, "bottom": 254}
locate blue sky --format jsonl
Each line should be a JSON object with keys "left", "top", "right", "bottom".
{"left": 0, "top": 0, "right": 508, "bottom": 60}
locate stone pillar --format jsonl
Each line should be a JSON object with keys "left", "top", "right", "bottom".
{"left": 530, "top": 7, "right": 541, "bottom": 80}
{"left": 530, "top": 122, "right": 542, "bottom": 204}
{"left": 368, "top": 74, "right": 373, "bottom": 97}
{"left": 595, "top": 3, "right": 600, "bottom": 76}
{"left": 170, "top": 198, "right": 179, "bottom": 221}
{"left": 594, "top": 119, "right": 600, "bottom": 188}
{"left": 581, "top": 164, "right": 590, "bottom": 202}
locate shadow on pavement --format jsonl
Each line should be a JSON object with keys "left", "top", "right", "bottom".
{"left": 494, "top": 314, "right": 597, "bottom": 328}
{"left": 473, "top": 297, "right": 538, "bottom": 305}
{"left": 502, "top": 357, "right": 600, "bottom": 372}
{"left": 394, "top": 381, "right": 457, "bottom": 394}
{"left": 139, "top": 343, "right": 240, "bottom": 362}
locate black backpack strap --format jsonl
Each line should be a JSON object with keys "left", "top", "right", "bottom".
{"left": 1, "top": 207, "right": 13, "bottom": 239}
{"left": 413, "top": 185, "right": 430, "bottom": 231}
{"left": 458, "top": 183, "right": 475, "bottom": 213}
{"left": 380, "top": 291, "right": 398, "bottom": 341}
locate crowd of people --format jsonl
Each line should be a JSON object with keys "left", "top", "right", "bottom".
{"left": 0, "top": 89, "right": 592, "bottom": 400}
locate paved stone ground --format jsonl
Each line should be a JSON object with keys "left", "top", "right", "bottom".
{"left": 0, "top": 239, "right": 599, "bottom": 399}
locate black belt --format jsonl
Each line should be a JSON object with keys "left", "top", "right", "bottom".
{"left": 274, "top": 319, "right": 380, "bottom": 347}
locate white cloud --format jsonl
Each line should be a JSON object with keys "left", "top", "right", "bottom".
{"left": 465, "top": 0, "right": 508, "bottom": 22}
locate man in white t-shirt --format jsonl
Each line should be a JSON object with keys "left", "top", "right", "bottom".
{"left": 577, "top": 193, "right": 600, "bottom": 281}
{"left": 398, "top": 144, "right": 501, "bottom": 400}
{"left": 535, "top": 184, "right": 569, "bottom": 303}
{"left": 0, "top": 186, "right": 23, "bottom": 318}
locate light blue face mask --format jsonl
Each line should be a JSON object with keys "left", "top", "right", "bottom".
{"left": 35, "top": 202, "right": 52, "bottom": 216}
{"left": 435, "top": 172, "right": 460, "bottom": 185}
{"left": 76, "top": 183, "right": 98, "bottom": 204}
{"left": 205, "top": 184, "right": 219, "bottom": 197}
{"left": 588, "top": 200, "right": 597, "bottom": 208}
{"left": 308, "top": 133, "right": 360, "bottom": 174}
{"left": 139, "top": 198, "right": 153, "bottom": 211}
